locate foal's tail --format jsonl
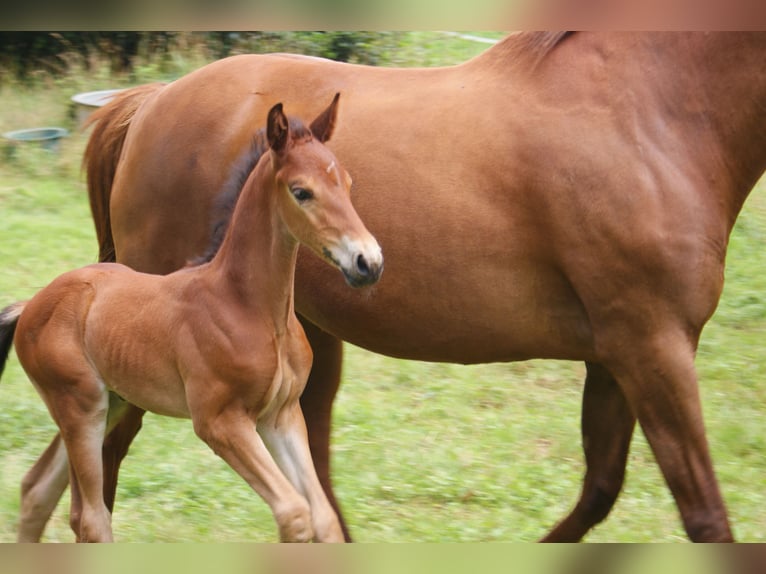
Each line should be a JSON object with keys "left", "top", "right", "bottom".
{"left": 0, "top": 302, "right": 25, "bottom": 380}
{"left": 82, "top": 82, "right": 166, "bottom": 263}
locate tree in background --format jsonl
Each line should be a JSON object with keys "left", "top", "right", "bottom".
{"left": 0, "top": 32, "right": 401, "bottom": 84}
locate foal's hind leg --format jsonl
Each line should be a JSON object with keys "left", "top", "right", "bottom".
{"left": 41, "top": 380, "right": 113, "bottom": 542}
{"left": 18, "top": 393, "right": 138, "bottom": 542}
{"left": 17, "top": 434, "right": 69, "bottom": 542}
{"left": 542, "top": 362, "right": 635, "bottom": 542}
{"left": 67, "top": 394, "right": 134, "bottom": 540}
{"left": 258, "top": 402, "right": 344, "bottom": 542}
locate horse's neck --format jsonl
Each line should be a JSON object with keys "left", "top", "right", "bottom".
{"left": 674, "top": 35, "right": 765, "bottom": 168}
{"left": 557, "top": 33, "right": 766, "bottom": 227}
{"left": 653, "top": 33, "right": 766, "bottom": 221}
{"left": 205, "top": 164, "right": 298, "bottom": 325}
{"left": 493, "top": 33, "right": 766, "bottom": 214}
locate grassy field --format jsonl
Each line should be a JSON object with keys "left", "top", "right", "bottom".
{"left": 0, "top": 32, "right": 764, "bottom": 543}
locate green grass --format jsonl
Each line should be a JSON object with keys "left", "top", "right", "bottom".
{"left": 0, "top": 32, "right": 764, "bottom": 543}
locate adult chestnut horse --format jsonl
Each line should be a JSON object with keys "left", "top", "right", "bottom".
{"left": 19, "top": 31, "right": 766, "bottom": 542}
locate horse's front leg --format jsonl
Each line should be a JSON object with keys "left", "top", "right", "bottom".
{"left": 258, "top": 402, "right": 344, "bottom": 542}
{"left": 542, "top": 362, "right": 636, "bottom": 542}
{"left": 101, "top": 402, "right": 145, "bottom": 511}
{"left": 602, "top": 326, "right": 733, "bottom": 542}
{"left": 188, "top": 384, "right": 315, "bottom": 542}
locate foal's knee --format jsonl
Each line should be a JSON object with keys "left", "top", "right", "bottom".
{"left": 19, "top": 473, "right": 58, "bottom": 517}
{"left": 69, "top": 501, "right": 113, "bottom": 543}
{"left": 69, "top": 509, "right": 83, "bottom": 541}
{"left": 274, "top": 499, "right": 314, "bottom": 542}
{"left": 312, "top": 511, "right": 344, "bottom": 543}
{"left": 17, "top": 481, "right": 58, "bottom": 542}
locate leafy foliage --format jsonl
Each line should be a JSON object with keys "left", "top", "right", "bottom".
{"left": 0, "top": 32, "right": 405, "bottom": 85}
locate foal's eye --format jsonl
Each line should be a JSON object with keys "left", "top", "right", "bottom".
{"left": 291, "top": 187, "right": 314, "bottom": 203}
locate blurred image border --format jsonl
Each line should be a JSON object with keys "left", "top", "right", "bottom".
{"left": 4, "top": 0, "right": 766, "bottom": 30}
{"left": 2, "top": 542, "right": 765, "bottom": 574}
{"left": 2, "top": 0, "right": 764, "bottom": 571}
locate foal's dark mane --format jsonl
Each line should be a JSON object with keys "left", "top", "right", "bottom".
{"left": 189, "top": 117, "right": 313, "bottom": 266}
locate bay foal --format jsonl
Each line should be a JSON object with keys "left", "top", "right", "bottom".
{"left": 0, "top": 95, "right": 383, "bottom": 542}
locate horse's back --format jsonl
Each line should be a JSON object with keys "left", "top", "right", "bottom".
{"left": 105, "top": 43, "right": 605, "bottom": 362}
{"left": 110, "top": 51, "right": 477, "bottom": 273}
{"left": 104, "top": 33, "right": 761, "bottom": 364}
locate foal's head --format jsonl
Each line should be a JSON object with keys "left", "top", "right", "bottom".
{"left": 265, "top": 95, "right": 383, "bottom": 288}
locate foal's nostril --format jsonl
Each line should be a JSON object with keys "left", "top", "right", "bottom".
{"left": 342, "top": 250, "right": 382, "bottom": 287}
{"left": 355, "top": 253, "right": 370, "bottom": 276}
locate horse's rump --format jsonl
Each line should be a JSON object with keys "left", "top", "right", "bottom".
{"left": 83, "top": 83, "right": 165, "bottom": 263}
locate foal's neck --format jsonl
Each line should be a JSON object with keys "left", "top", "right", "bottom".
{"left": 204, "top": 157, "right": 298, "bottom": 326}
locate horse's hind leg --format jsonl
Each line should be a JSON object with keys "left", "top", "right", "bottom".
{"left": 605, "top": 328, "right": 733, "bottom": 541}
{"left": 258, "top": 402, "right": 344, "bottom": 542}
{"left": 17, "top": 434, "right": 69, "bottom": 542}
{"left": 542, "top": 362, "right": 635, "bottom": 542}
{"left": 101, "top": 400, "right": 144, "bottom": 511}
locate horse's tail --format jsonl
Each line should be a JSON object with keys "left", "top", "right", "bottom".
{"left": 82, "top": 82, "right": 166, "bottom": 263}
{"left": 0, "top": 302, "right": 25, "bottom": 381}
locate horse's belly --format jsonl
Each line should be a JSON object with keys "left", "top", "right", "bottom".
{"left": 294, "top": 254, "right": 594, "bottom": 364}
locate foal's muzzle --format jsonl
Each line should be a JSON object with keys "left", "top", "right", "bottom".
{"left": 343, "top": 251, "right": 384, "bottom": 288}
{"left": 325, "top": 235, "right": 383, "bottom": 288}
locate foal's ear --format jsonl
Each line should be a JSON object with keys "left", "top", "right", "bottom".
{"left": 267, "top": 102, "right": 289, "bottom": 153}
{"left": 309, "top": 93, "right": 340, "bottom": 143}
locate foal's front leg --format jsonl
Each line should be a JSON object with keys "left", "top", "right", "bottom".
{"left": 188, "top": 387, "right": 316, "bottom": 542}
{"left": 258, "top": 402, "right": 344, "bottom": 542}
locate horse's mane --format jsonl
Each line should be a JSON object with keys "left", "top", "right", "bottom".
{"left": 487, "top": 31, "right": 574, "bottom": 69}
{"left": 188, "top": 117, "right": 312, "bottom": 266}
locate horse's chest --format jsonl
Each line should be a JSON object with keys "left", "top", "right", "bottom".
{"left": 259, "top": 337, "right": 311, "bottom": 416}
